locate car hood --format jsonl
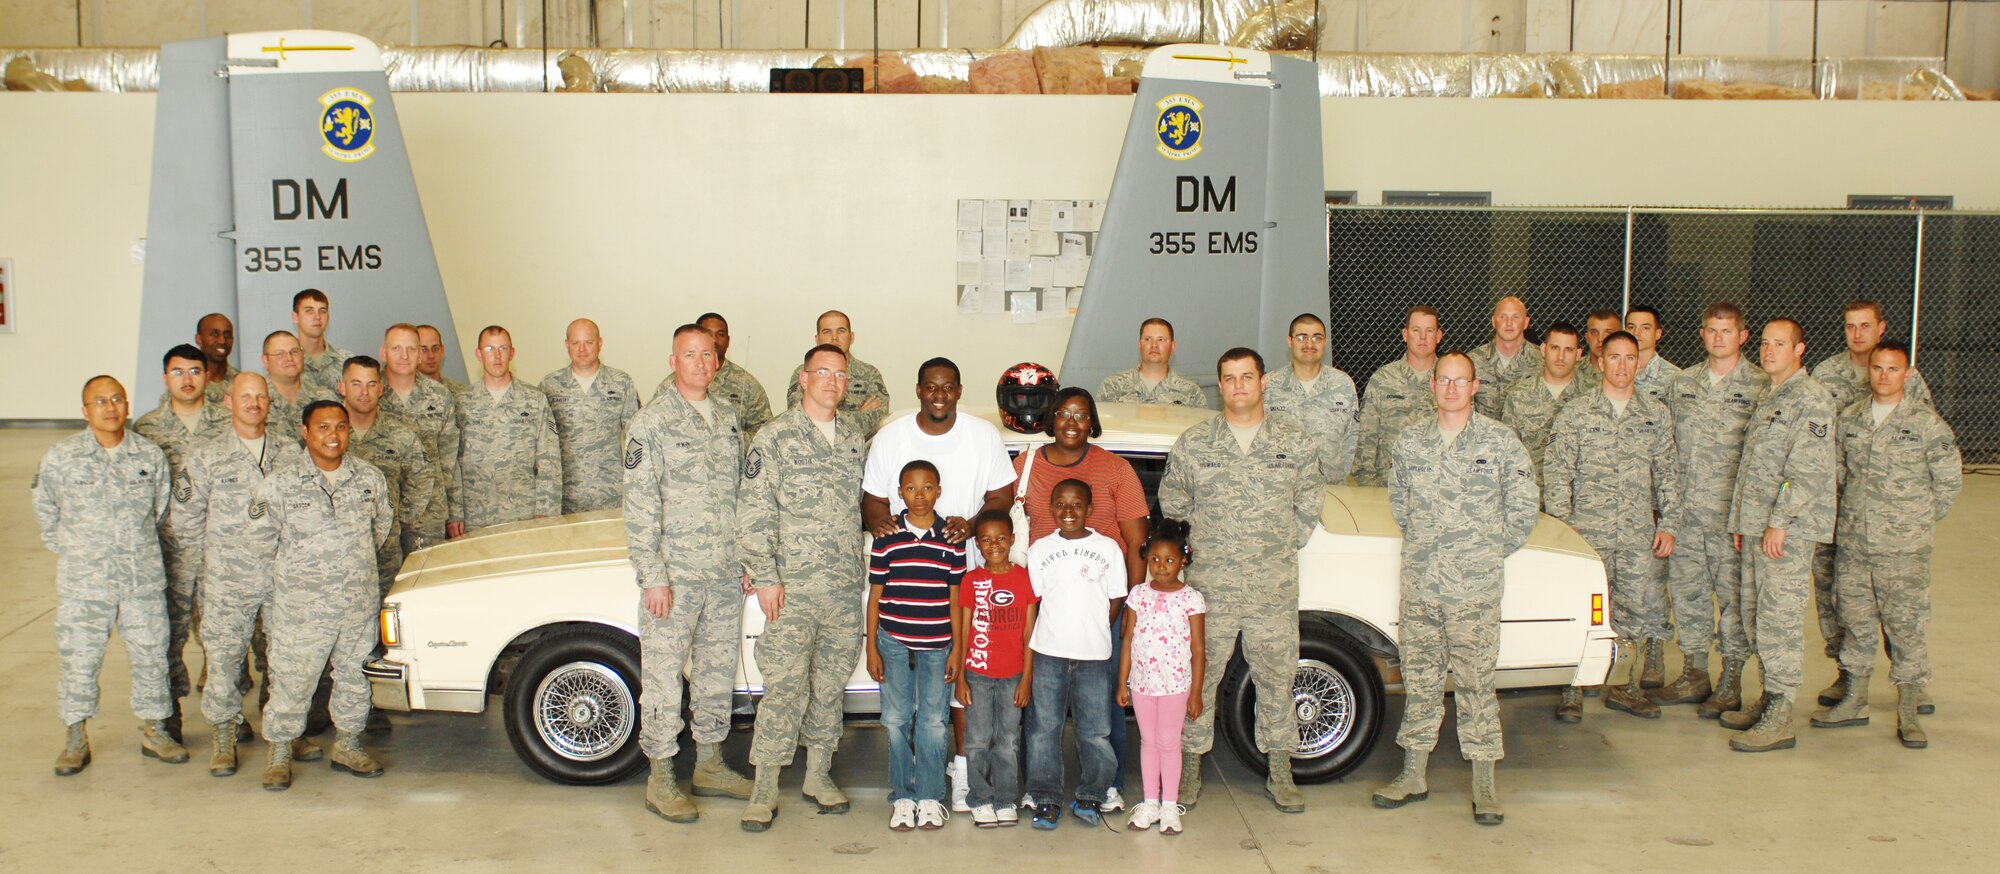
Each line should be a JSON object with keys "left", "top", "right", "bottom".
{"left": 395, "top": 510, "right": 629, "bottom": 591}
{"left": 1320, "top": 484, "right": 1600, "bottom": 560}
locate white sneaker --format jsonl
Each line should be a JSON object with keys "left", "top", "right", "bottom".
{"left": 1159, "top": 803, "right": 1186, "bottom": 835}
{"left": 1018, "top": 793, "right": 1036, "bottom": 810}
{"left": 1125, "top": 800, "right": 1160, "bottom": 831}
{"left": 950, "top": 757, "right": 972, "bottom": 813}
{"left": 971, "top": 804, "right": 998, "bottom": 828}
{"left": 995, "top": 805, "right": 1020, "bottom": 827}
{"left": 916, "top": 799, "right": 950, "bottom": 830}
{"left": 889, "top": 798, "right": 917, "bottom": 831}
{"left": 1102, "top": 787, "right": 1125, "bottom": 813}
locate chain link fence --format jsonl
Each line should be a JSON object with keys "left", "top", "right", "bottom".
{"left": 1327, "top": 206, "right": 2000, "bottom": 464}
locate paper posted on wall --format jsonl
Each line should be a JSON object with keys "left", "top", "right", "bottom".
{"left": 954, "top": 198, "right": 1100, "bottom": 325}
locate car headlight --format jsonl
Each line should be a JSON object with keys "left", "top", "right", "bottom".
{"left": 379, "top": 604, "right": 402, "bottom": 648}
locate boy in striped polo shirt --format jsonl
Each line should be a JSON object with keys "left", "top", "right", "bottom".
{"left": 867, "top": 460, "right": 968, "bottom": 831}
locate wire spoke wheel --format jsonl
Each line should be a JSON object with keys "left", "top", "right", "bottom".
{"left": 1292, "top": 658, "right": 1356, "bottom": 758}
{"left": 532, "top": 660, "right": 635, "bottom": 762}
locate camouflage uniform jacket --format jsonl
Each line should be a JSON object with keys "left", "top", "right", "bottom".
{"left": 248, "top": 458, "right": 393, "bottom": 612}
{"left": 1386, "top": 415, "right": 1540, "bottom": 602}
{"left": 1499, "top": 376, "right": 1580, "bottom": 484}
{"left": 265, "top": 380, "right": 338, "bottom": 448}
{"left": 1354, "top": 358, "right": 1436, "bottom": 486}
{"left": 785, "top": 356, "right": 891, "bottom": 437}
{"left": 453, "top": 379, "right": 563, "bottom": 528}
{"left": 133, "top": 399, "right": 232, "bottom": 552}
{"left": 1158, "top": 411, "right": 1321, "bottom": 607}
{"left": 1263, "top": 364, "right": 1358, "bottom": 486}
{"left": 660, "top": 360, "right": 774, "bottom": 436}
{"left": 623, "top": 388, "right": 744, "bottom": 589}
{"left": 301, "top": 343, "right": 355, "bottom": 395}
{"left": 32, "top": 431, "right": 171, "bottom": 598}
{"left": 1666, "top": 358, "right": 1769, "bottom": 533}
{"left": 349, "top": 414, "right": 440, "bottom": 541}
{"left": 541, "top": 364, "right": 641, "bottom": 513}
{"left": 1834, "top": 397, "right": 1962, "bottom": 555}
{"left": 1468, "top": 341, "right": 1543, "bottom": 419}
{"left": 172, "top": 432, "right": 303, "bottom": 590}
{"left": 1728, "top": 372, "right": 1837, "bottom": 543}
{"left": 1099, "top": 367, "right": 1210, "bottom": 408}
{"left": 1635, "top": 354, "right": 1680, "bottom": 406}
{"left": 379, "top": 374, "right": 461, "bottom": 532}
{"left": 1812, "top": 352, "right": 1932, "bottom": 414}
{"left": 1541, "top": 386, "right": 1681, "bottom": 550}
{"left": 738, "top": 407, "right": 869, "bottom": 597}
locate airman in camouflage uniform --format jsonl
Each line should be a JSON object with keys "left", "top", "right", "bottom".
{"left": 133, "top": 344, "right": 232, "bottom": 737}
{"left": 1577, "top": 309, "right": 1623, "bottom": 389}
{"left": 191, "top": 313, "right": 239, "bottom": 405}
{"left": 1806, "top": 300, "right": 1933, "bottom": 706}
{"left": 1098, "top": 316, "right": 1210, "bottom": 409}
{"left": 738, "top": 346, "right": 871, "bottom": 831}
{"left": 1160, "top": 348, "right": 1321, "bottom": 813}
{"left": 1468, "top": 297, "right": 1543, "bottom": 419}
{"left": 453, "top": 327, "right": 562, "bottom": 532}
{"left": 1813, "top": 342, "right": 1959, "bottom": 748}
{"left": 1376, "top": 353, "right": 1538, "bottom": 825}
{"left": 626, "top": 324, "right": 754, "bottom": 824}
{"left": 1264, "top": 313, "right": 1358, "bottom": 486}
{"left": 35, "top": 376, "right": 187, "bottom": 774}
{"left": 263, "top": 330, "right": 338, "bottom": 449}
{"left": 542, "top": 319, "right": 641, "bottom": 514}
{"left": 1721, "top": 319, "right": 1836, "bottom": 753}
{"left": 415, "top": 324, "right": 468, "bottom": 396}
{"left": 1542, "top": 333, "right": 1680, "bottom": 721}
{"left": 1660, "top": 304, "right": 1769, "bottom": 715}
{"left": 779, "top": 311, "right": 891, "bottom": 435}
{"left": 379, "top": 323, "right": 461, "bottom": 550}
{"left": 289, "top": 290, "right": 353, "bottom": 395}
{"left": 1625, "top": 306, "right": 1680, "bottom": 407}
{"left": 176, "top": 373, "right": 310, "bottom": 774}
{"left": 659, "top": 313, "right": 773, "bottom": 436}
{"left": 252, "top": 401, "right": 394, "bottom": 789}
{"left": 1499, "top": 321, "right": 1585, "bottom": 488}
{"left": 1355, "top": 306, "right": 1444, "bottom": 486}
{"left": 340, "top": 356, "right": 440, "bottom": 594}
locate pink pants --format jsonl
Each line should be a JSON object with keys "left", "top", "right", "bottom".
{"left": 1132, "top": 689, "right": 1190, "bottom": 803}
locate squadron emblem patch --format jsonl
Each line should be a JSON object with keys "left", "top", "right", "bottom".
{"left": 318, "top": 88, "right": 376, "bottom": 163}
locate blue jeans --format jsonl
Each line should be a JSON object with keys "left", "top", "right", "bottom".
{"left": 1106, "top": 613, "right": 1128, "bottom": 791}
{"left": 962, "top": 672, "right": 1023, "bottom": 809}
{"left": 877, "top": 630, "right": 950, "bottom": 803}
{"left": 1026, "top": 653, "right": 1115, "bottom": 803}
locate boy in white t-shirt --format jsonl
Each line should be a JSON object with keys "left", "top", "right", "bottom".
{"left": 1023, "top": 479, "right": 1127, "bottom": 831}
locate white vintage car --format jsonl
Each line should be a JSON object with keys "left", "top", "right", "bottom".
{"left": 366, "top": 402, "right": 1613, "bottom": 786}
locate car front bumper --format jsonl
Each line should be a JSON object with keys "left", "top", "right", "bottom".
{"left": 1572, "top": 631, "right": 1617, "bottom": 686}
{"left": 364, "top": 658, "right": 412, "bottom": 712}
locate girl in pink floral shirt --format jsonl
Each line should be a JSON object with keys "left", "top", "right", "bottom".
{"left": 1115, "top": 518, "right": 1206, "bottom": 835}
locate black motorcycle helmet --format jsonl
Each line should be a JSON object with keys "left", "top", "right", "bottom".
{"left": 996, "top": 362, "right": 1059, "bottom": 434}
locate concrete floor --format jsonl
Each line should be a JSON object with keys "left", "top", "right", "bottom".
{"left": 1, "top": 428, "right": 1995, "bottom": 872}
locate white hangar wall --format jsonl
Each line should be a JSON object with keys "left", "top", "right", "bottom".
{"left": 2, "top": 91, "right": 1998, "bottom": 419}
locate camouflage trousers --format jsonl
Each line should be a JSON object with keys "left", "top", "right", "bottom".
{"left": 376, "top": 534, "right": 405, "bottom": 602}
{"left": 198, "top": 579, "right": 274, "bottom": 727}
{"left": 164, "top": 549, "right": 197, "bottom": 700}
{"left": 262, "top": 600, "right": 376, "bottom": 742}
{"left": 55, "top": 590, "right": 173, "bottom": 724}
{"left": 1666, "top": 528, "right": 1747, "bottom": 666}
{"left": 1184, "top": 604, "right": 1298, "bottom": 756}
{"left": 748, "top": 590, "right": 864, "bottom": 768}
{"left": 1394, "top": 592, "right": 1503, "bottom": 762}
{"left": 1834, "top": 547, "right": 1933, "bottom": 687}
{"left": 1739, "top": 541, "right": 1814, "bottom": 698}
{"left": 1605, "top": 546, "right": 1671, "bottom": 644}
{"left": 1812, "top": 542, "right": 1844, "bottom": 660}
{"left": 638, "top": 579, "right": 743, "bottom": 762}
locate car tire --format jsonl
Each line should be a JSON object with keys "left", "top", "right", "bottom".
{"left": 1220, "top": 621, "right": 1384, "bottom": 784}
{"left": 502, "top": 630, "right": 647, "bottom": 785}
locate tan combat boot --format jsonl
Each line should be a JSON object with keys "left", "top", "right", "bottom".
{"left": 210, "top": 721, "right": 238, "bottom": 776}
{"left": 291, "top": 737, "right": 324, "bottom": 762}
{"left": 739, "top": 766, "right": 780, "bottom": 832}
{"left": 1719, "top": 691, "right": 1766, "bottom": 731}
{"left": 1606, "top": 680, "right": 1662, "bottom": 719}
{"left": 262, "top": 741, "right": 293, "bottom": 791}
{"left": 1816, "top": 669, "right": 1851, "bottom": 707}
{"left": 1897, "top": 685, "right": 1928, "bottom": 749}
{"left": 1639, "top": 639, "right": 1666, "bottom": 689}
{"left": 692, "top": 741, "right": 754, "bottom": 799}
{"left": 801, "top": 747, "right": 849, "bottom": 813}
{"left": 1371, "top": 749, "right": 1429, "bottom": 808}
{"left": 1470, "top": 759, "right": 1504, "bottom": 825}
{"left": 1555, "top": 686, "right": 1583, "bottom": 723}
{"left": 1730, "top": 694, "right": 1796, "bottom": 752}
{"left": 1179, "top": 751, "right": 1203, "bottom": 809}
{"left": 1810, "top": 680, "right": 1870, "bottom": 728}
{"left": 1649, "top": 667, "right": 1713, "bottom": 706}
{"left": 1698, "top": 661, "right": 1743, "bottom": 720}
{"left": 644, "top": 757, "right": 698, "bottom": 823}
{"left": 329, "top": 730, "right": 384, "bottom": 777}
{"left": 1266, "top": 751, "right": 1305, "bottom": 813}
{"left": 139, "top": 720, "right": 190, "bottom": 764}
{"left": 1912, "top": 685, "right": 1935, "bottom": 715}
{"left": 54, "top": 722, "right": 90, "bottom": 776}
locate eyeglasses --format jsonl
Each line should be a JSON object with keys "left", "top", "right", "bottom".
{"left": 808, "top": 368, "right": 850, "bottom": 381}
{"left": 479, "top": 345, "right": 513, "bottom": 354}
{"left": 86, "top": 396, "right": 128, "bottom": 408}
{"left": 1052, "top": 410, "right": 1091, "bottom": 422}
{"left": 1433, "top": 377, "right": 1474, "bottom": 389}
{"left": 167, "top": 367, "right": 205, "bottom": 379}
{"left": 1290, "top": 333, "right": 1327, "bottom": 343}
{"left": 267, "top": 349, "right": 304, "bottom": 359}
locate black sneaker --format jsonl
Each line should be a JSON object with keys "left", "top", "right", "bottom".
{"left": 1031, "top": 803, "right": 1062, "bottom": 830}
{"left": 1070, "top": 799, "right": 1103, "bottom": 826}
